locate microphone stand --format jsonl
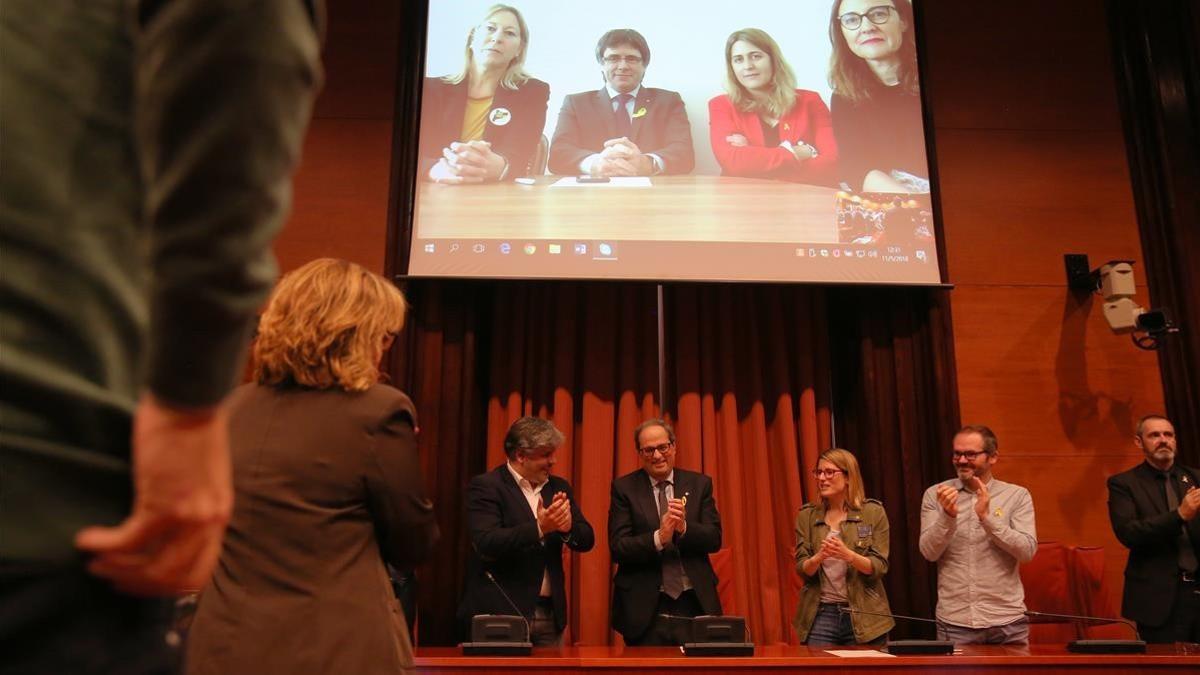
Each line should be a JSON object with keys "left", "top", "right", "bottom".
{"left": 838, "top": 606, "right": 954, "bottom": 655}
{"left": 1023, "top": 610, "right": 1146, "bottom": 653}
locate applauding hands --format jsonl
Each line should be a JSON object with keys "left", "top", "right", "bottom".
{"left": 536, "top": 491, "right": 573, "bottom": 534}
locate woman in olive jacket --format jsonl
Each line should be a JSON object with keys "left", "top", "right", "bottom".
{"left": 793, "top": 448, "right": 894, "bottom": 645}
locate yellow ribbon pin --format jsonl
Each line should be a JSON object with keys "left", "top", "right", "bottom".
{"left": 632, "top": 107, "right": 648, "bottom": 118}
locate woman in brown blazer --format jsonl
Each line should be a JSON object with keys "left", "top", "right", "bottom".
{"left": 185, "top": 258, "right": 438, "bottom": 675}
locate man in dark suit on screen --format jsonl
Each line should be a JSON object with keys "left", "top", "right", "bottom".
{"left": 1107, "top": 414, "right": 1200, "bottom": 643}
{"left": 457, "top": 417, "right": 595, "bottom": 646}
{"left": 609, "top": 419, "right": 722, "bottom": 645}
{"left": 548, "top": 28, "right": 694, "bottom": 177}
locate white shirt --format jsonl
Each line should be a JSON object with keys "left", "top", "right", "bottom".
{"left": 505, "top": 462, "right": 552, "bottom": 597}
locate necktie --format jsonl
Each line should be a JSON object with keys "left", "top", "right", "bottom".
{"left": 656, "top": 480, "right": 686, "bottom": 599}
{"left": 1163, "top": 472, "right": 1199, "bottom": 573}
{"left": 614, "top": 93, "right": 633, "bottom": 137}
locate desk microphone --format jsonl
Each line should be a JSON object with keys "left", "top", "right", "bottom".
{"left": 484, "top": 571, "right": 532, "bottom": 637}
{"left": 1022, "top": 610, "right": 1145, "bottom": 653}
{"left": 837, "top": 607, "right": 954, "bottom": 654}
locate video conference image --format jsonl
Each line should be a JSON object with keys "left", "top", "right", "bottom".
{"left": 407, "top": 0, "right": 939, "bottom": 284}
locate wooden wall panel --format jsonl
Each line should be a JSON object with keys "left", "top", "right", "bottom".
{"left": 926, "top": 0, "right": 1164, "bottom": 617}
{"left": 935, "top": 129, "right": 1142, "bottom": 285}
{"left": 277, "top": 118, "right": 393, "bottom": 273}
{"left": 921, "top": 1, "right": 1123, "bottom": 132}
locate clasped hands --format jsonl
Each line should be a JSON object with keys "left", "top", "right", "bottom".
{"left": 429, "top": 140, "right": 507, "bottom": 184}
{"left": 937, "top": 476, "right": 992, "bottom": 520}
{"left": 656, "top": 497, "right": 687, "bottom": 543}
{"left": 536, "top": 491, "right": 572, "bottom": 534}
{"left": 591, "top": 137, "right": 655, "bottom": 177}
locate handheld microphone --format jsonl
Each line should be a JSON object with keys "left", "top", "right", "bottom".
{"left": 837, "top": 607, "right": 954, "bottom": 654}
{"left": 1022, "top": 610, "right": 1145, "bottom": 653}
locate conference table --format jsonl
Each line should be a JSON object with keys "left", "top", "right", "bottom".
{"left": 414, "top": 643, "right": 1200, "bottom": 673}
{"left": 414, "top": 175, "right": 843, "bottom": 243}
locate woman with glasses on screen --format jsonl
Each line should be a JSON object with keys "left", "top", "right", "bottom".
{"left": 420, "top": 4, "right": 549, "bottom": 183}
{"left": 793, "top": 449, "right": 894, "bottom": 646}
{"left": 185, "top": 259, "right": 438, "bottom": 675}
{"left": 708, "top": 28, "right": 838, "bottom": 185}
{"left": 828, "top": 0, "right": 929, "bottom": 193}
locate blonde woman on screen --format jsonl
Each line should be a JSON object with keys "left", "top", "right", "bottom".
{"left": 185, "top": 259, "right": 438, "bottom": 675}
{"left": 793, "top": 449, "right": 894, "bottom": 646}
{"left": 708, "top": 28, "right": 838, "bottom": 185}
{"left": 828, "top": 0, "right": 929, "bottom": 193}
{"left": 419, "top": 4, "right": 549, "bottom": 183}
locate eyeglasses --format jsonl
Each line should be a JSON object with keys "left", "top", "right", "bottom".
{"left": 638, "top": 442, "right": 674, "bottom": 456}
{"left": 952, "top": 450, "right": 988, "bottom": 461}
{"left": 602, "top": 55, "right": 643, "bottom": 66}
{"left": 812, "top": 468, "right": 847, "bottom": 479}
{"left": 837, "top": 5, "right": 896, "bottom": 30}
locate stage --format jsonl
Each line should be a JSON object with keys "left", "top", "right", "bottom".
{"left": 414, "top": 643, "right": 1200, "bottom": 673}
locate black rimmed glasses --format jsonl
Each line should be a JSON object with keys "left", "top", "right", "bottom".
{"left": 638, "top": 441, "right": 674, "bottom": 457}
{"left": 837, "top": 5, "right": 896, "bottom": 30}
{"left": 812, "top": 468, "right": 847, "bottom": 479}
{"left": 952, "top": 450, "right": 988, "bottom": 461}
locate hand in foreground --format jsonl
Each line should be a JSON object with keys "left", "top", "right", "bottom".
{"left": 76, "top": 394, "right": 233, "bottom": 596}
{"left": 935, "top": 485, "right": 959, "bottom": 518}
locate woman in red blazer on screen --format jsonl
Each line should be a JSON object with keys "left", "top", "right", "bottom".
{"left": 708, "top": 28, "right": 838, "bottom": 185}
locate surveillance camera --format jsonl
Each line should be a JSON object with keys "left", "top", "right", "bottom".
{"left": 1098, "top": 261, "right": 1136, "bottom": 300}
{"left": 1102, "top": 297, "right": 1144, "bottom": 334}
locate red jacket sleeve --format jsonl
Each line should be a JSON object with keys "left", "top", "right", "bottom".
{"left": 708, "top": 94, "right": 796, "bottom": 177}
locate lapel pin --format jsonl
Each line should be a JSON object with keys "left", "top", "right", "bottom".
{"left": 632, "top": 107, "right": 648, "bottom": 119}
{"left": 488, "top": 107, "right": 512, "bottom": 126}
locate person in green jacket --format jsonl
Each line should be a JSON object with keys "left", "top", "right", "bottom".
{"left": 793, "top": 448, "right": 894, "bottom": 645}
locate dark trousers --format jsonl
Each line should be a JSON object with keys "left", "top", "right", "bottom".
{"left": 530, "top": 597, "right": 563, "bottom": 647}
{"left": 0, "top": 562, "right": 178, "bottom": 675}
{"left": 1138, "top": 576, "right": 1200, "bottom": 644}
{"left": 625, "top": 590, "right": 704, "bottom": 646}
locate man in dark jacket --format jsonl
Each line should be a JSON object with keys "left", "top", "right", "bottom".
{"left": 458, "top": 417, "right": 595, "bottom": 645}
{"left": 1107, "top": 414, "right": 1200, "bottom": 643}
{"left": 609, "top": 419, "right": 722, "bottom": 645}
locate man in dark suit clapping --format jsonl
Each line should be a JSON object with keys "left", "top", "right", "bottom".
{"left": 609, "top": 419, "right": 722, "bottom": 645}
{"left": 1108, "top": 414, "right": 1200, "bottom": 643}
{"left": 458, "top": 417, "right": 595, "bottom": 646}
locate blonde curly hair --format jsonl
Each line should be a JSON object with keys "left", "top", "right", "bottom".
{"left": 253, "top": 258, "right": 407, "bottom": 392}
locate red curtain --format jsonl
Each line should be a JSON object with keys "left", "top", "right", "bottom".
{"left": 394, "top": 280, "right": 955, "bottom": 646}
